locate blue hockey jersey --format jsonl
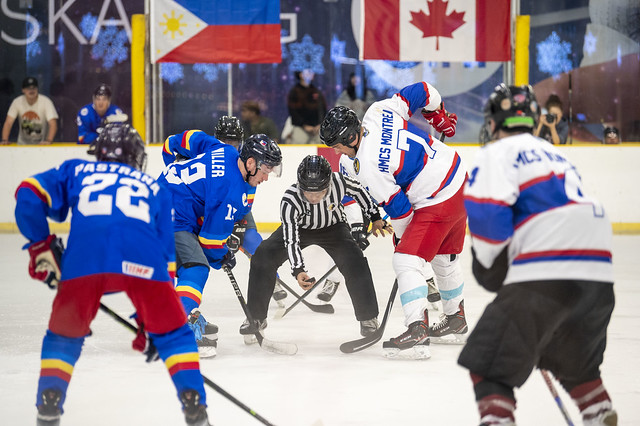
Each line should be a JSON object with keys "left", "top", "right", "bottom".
{"left": 76, "top": 103, "right": 123, "bottom": 144}
{"left": 14, "top": 159, "right": 176, "bottom": 282}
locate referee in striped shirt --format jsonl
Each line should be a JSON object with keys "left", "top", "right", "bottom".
{"left": 244, "top": 155, "right": 392, "bottom": 338}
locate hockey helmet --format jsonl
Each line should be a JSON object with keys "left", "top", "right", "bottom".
{"left": 239, "top": 134, "right": 282, "bottom": 177}
{"left": 90, "top": 122, "right": 147, "bottom": 171}
{"left": 297, "top": 155, "right": 332, "bottom": 192}
{"left": 320, "top": 106, "right": 361, "bottom": 147}
{"left": 484, "top": 84, "right": 539, "bottom": 136}
{"left": 214, "top": 116, "right": 244, "bottom": 145}
{"left": 94, "top": 83, "right": 112, "bottom": 98}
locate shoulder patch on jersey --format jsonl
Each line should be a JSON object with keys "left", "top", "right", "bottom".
{"left": 354, "top": 158, "right": 360, "bottom": 174}
{"left": 80, "top": 107, "right": 88, "bottom": 116}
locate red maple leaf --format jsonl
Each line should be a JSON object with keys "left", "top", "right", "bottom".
{"left": 410, "top": 0, "right": 466, "bottom": 50}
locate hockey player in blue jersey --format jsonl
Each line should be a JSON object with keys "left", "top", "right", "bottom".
{"left": 321, "top": 82, "right": 467, "bottom": 359}
{"left": 76, "top": 83, "right": 123, "bottom": 144}
{"left": 15, "top": 123, "right": 210, "bottom": 426}
{"left": 159, "top": 130, "right": 282, "bottom": 357}
{"left": 459, "top": 84, "right": 617, "bottom": 426}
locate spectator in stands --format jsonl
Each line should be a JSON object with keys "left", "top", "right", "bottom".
{"left": 534, "top": 94, "right": 569, "bottom": 145}
{"left": 286, "top": 69, "right": 327, "bottom": 144}
{"left": 603, "top": 126, "right": 621, "bottom": 144}
{"left": 335, "top": 72, "right": 376, "bottom": 121}
{"left": 1, "top": 77, "right": 58, "bottom": 145}
{"left": 240, "top": 100, "right": 280, "bottom": 142}
{"left": 76, "top": 83, "right": 123, "bottom": 144}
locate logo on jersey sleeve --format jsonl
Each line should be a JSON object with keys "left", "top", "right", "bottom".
{"left": 354, "top": 158, "right": 360, "bottom": 174}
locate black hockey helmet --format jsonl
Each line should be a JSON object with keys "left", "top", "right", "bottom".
{"left": 320, "top": 106, "right": 361, "bottom": 147}
{"left": 89, "top": 122, "right": 147, "bottom": 171}
{"left": 297, "top": 155, "right": 332, "bottom": 192}
{"left": 214, "top": 115, "right": 244, "bottom": 144}
{"left": 94, "top": 83, "right": 112, "bottom": 98}
{"left": 484, "top": 84, "right": 539, "bottom": 136}
{"left": 239, "top": 134, "right": 282, "bottom": 178}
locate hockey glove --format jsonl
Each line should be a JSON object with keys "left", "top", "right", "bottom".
{"left": 131, "top": 315, "right": 160, "bottom": 363}
{"left": 221, "top": 249, "right": 236, "bottom": 270}
{"left": 227, "top": 220, "right": 247, "bottom": 253}
{"left": 392, "top": 233, "right": 401, "bottom": 248}
{"left": 422, "top": 104, "right": 457, "bottom": 138}
{"left": 28, "top": 235, "right": 64, "bottom": 289}
{"left": 351, "top": 223, "right": 370, "bottom": 251}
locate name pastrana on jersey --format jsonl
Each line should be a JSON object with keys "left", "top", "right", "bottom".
{"left": 356, "top": 82, "right": 467, "bottom": 222}
{"left": 464, "top": 133, "right": 613, "bottom": 284}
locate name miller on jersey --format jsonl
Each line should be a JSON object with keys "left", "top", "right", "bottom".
{"left": 73, "top": 162, "right": 160, "bottom": 195}
{"left": 210, "top": 147, "right": 225, "bottom": 177}
{"left": 378, "top": 109, "right": 394, "bottom": 173}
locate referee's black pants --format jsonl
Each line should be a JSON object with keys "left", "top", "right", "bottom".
{"left": 247, "top": 222, "right": 379, "bottom": 322}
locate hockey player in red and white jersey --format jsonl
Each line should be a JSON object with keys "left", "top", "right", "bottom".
{"left": 320, "top": 81, "right": 468, "bottom": 359}
{"left": 459, "top": 84, "right": 616, "bottom": 426}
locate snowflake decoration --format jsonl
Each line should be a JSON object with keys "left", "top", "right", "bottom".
{"left": 288, "top": 34, "right": 325, "bottom": 74}
{"left": 330, "top": 35, "right": 346, "bottom": 65}
{"left": 161, "top": 63, "right": 184, "bottom": 84}
{"left": 26, "top": 41, "right": 41, "bottom": 59}
{"left": 536, "top": 31, "right": 573, "bottom": 77}
{"left": 80, "top": 13, "right": 98, "bottom": 39}
{"left": 583, "top": 30, "right": 597, "bottom": 57}
{"left": 193, "top": 63, "right": 226, "bottom": 82}
{"left": 91, "top": 25, "right": 129, "bottom": 69}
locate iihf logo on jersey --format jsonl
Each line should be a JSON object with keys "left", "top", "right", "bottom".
{"left": 353, "top": 158, "right": 360, "bottom": 174}
{"left": 122, "top": 261, "right": 154, "bottom": 279}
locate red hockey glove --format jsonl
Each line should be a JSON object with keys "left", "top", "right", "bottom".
{"left": 131, "top": 315, "right": 160, "bottom": 363}
{"left": 28, "top": 235, "right": 64, "bottom": 289}
{"left": 422, "top": 108, "right": 457, "bottom": 138}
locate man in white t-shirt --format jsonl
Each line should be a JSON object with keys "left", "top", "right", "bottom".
{"left": 1, "top": 77, "right": 58, "bottom": 145}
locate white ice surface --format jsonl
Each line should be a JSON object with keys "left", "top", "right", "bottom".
{"left": 0, "top": 233, "right": 638, "bottom": 426}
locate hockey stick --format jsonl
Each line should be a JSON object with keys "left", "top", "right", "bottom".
{"left": 242, "top": 252, "right": 334, "bottom": 315}
{"left": 339, "top": 279, "right": 398, "bottom": 353}
{"left": 277, "top": 264, "right": 339, "bottom": 319}
{"left": 98, "top": 302, "right": 277, "bottom": 426}
{"left": 223, "top": 266, "right": 298, "bottom": 355}
{"left": 540, "top": 369, "right": 575, "bottom": 426}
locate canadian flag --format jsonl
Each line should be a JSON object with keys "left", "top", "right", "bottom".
{"left": 360, "top": 0, "right": 511, "bottom": 62}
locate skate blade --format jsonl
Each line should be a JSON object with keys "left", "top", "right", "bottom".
{"left": 382, "top": 346, "right": 431, "bottom": 360}
{"left": 202, "top": 332, "right": 218, "bottom": 340}
{"left": 198, "top": 346, "right": 217, "bottom": 358}
{"left": 243, "top": 335, "right": 258, "bottom": 345}
{"left": 430, "top": 334, "right": 467, "bottom": 345}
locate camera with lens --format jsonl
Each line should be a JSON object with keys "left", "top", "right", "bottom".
{"left": 545, "top": 113, "right": 557, "bottom": 123}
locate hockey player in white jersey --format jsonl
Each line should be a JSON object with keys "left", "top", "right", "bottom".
{"left": 458, "top": 84, "right": 616, "bottom": 426}
{"left": 320, "top": 81, "right": 468, "bottom": 359}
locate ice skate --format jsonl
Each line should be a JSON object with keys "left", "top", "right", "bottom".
{"left": 426, "top": 277, "right": 440, "bottom": 311}
{"left": 317, "top": 279, "right": 340, "bottom": 302}
{"left": 239, "top": 317, "right": 267, "bottom": 345}
{"left": 188, "top": 309, "right": 218, "bottom": 358}
{"left": 584, "top": 409, "right": 618, "bottom": 426}
{"left": 382, "top": 310, "right": 431, "bottom": 359}
{"left": 429, "top": 300, "right": 468, "bottom": 345}
{"left": 272, "top": 281, "right": 288, "bottom": 302}
{"left": 36, "top": 388, "right": 62, "bottom": 426}
{"left": 360, "top": 317, "right": 379, "bottom": 337}
{"left": 181, "top": 390, "right": 211, "bottom": 426}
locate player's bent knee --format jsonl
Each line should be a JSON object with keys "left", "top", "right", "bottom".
{"left": 392, "top": 252, "right": 425, "bottom": 276}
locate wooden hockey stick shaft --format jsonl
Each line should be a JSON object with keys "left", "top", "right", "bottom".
{"left": 98, "top": 302, "right": 277, "bottom": 425}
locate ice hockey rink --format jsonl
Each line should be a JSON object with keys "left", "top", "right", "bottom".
{"left": 0, "top": 232, "right": 638, "bottom": 426}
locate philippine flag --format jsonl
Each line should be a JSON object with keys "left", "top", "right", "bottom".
{"left": 359, "top": 0, "right": 510, "bottom": 62}
{"left": 151, "top": 0, "right": 281, "bottom": 64}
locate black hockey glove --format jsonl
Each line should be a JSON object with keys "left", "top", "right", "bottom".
{"left": 392, "top": 233, "right": 401, "bottom": 248}
{"left": 351, "top": 223, "right": 370, "bottom": 251}
{"left": 221, "top": 249, "right": 236, "bottom": 270}
{"left": 471, "top": 246, "right": 509, "bottom": 292}
{"left": 28, "top": 235, "right": 64, "bottom": 289}
{"left": 227, "top": 220, "right": 247, "bottom": 253}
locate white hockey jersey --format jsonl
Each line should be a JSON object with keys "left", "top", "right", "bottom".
{"left": 353, "top": 82, "right": 467, "bottom": 236}
{"left": 464, "top": 132, "right": 613, "bottom": 284}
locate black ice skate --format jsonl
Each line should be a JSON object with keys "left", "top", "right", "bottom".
{"left": 239, "top": 317, "right": 267, "bottom": 345}
{"left": 272, "top": 281, "right": 288, "bottom": 302}
{"left": 181, "top": 390, "right": 211, "bottom": 426}
{"left": 36, "top": 388, "right": 62, "bottom": 426}
{"left": 317, "top": 279, "right": 340, "bottom": 302}
{"left": 360, "top": 317, "right": 379, "bottom": 337}
{"left": 383, "top": 310, "right": 431, "bottom": 359}
{"left": 426, "top": 277, "right": 441, "bottom": 311}
{"left": 429, "top": 300, "right": 468, "bottom": 345}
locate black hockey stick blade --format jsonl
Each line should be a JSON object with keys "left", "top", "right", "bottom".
{"left": 98, "top": 302, "right": 278, "bottom": 425}
{"left": 275, "top": 278, "right": 334, "bottom": 314}
{"left": 340, "top": 280, "right": 398, "bottom": 354}
{"left": 279, "top": 264, "right": 339, "bottom": 318}
{"left": 223, "top": 266, "right": 298, "bottom": 355}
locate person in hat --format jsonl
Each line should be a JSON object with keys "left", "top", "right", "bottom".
{"left": 1, "top": 76, "right": 58, "bottom": 145}
{"left": 76, "top": 83, "right": 124, "bottom": 144}
{"left": 603, "top": 126, "right": 621, "bottom": 144}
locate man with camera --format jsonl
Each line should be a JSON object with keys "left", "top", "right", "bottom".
{"left": 534, "top": 94, "right": 569, "bottom": 144}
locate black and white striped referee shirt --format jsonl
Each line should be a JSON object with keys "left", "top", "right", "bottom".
{"left": 280, "top": 172, "right": 381, "bottom": 273}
